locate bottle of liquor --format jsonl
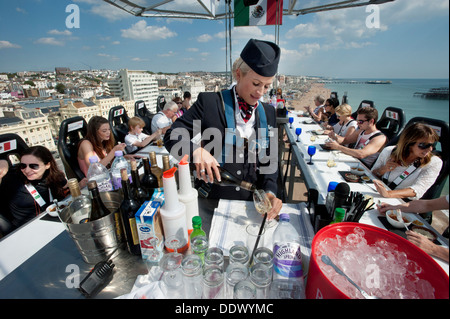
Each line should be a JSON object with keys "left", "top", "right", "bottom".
{"left": 67, "top": 178, "right": 92, "bottom": 224}
{"left": 130, "top": 160, "right": 149, "bottom": 204}
{"left": 87, "top": 180, "right": 111, "bottom": 221}
{"left": 149, "top": 151, "right": 163, "bottom": 187}
{"left": 215, "top": 166, "right": 256, "bottom": 192}
{"left": 162, "top": 155, "right": 171, "bottom": 172}
{"left": 140, "top": 157, "right": 159, "bottom": 195}
{"left": 119, "top": 168, "right": 141, "bottom": 255}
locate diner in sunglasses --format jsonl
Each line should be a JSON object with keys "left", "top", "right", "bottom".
{"left": 371, "top": 123, "right": 442, "bottom": 202}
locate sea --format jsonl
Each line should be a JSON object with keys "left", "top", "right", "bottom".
{"left": 323, "top": 78, "right": 449, "bottom": 196}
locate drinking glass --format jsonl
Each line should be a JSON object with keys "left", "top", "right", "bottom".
{"left": 327, "top": 152, "right": 337, "bottom": 168}
{"left": 202, "top": 264, "right": 224, "bottom": 299}
{"left": 159, "top": 235, "right": 184, "bottom": 298}
{"left": 252, "top": 247, "right": 274, "bottom": 272}
{"left": 295, "top": 127, "right": 302, "bottom": 142}
{"left": 289, "top": 117, "right": 294, "bottom": 129}
{"left": 225, "top": 263, "right": 249, "bottom": 299}
{"left": 233, "top": 280, "right": 257, "bottom": 299}
{"left": 181, "top": 254, "right": 203, "bottom": 299}
{"left": 253, "top": 189, "right": 276, "bottom": 228}
{"left": 249, "top": 263, "right": 272, "bottom": 299}
{"left": 204, "top": 247, "right": 224, "bottom": 270}
{"left": 229, "top": 245, "right": 250, "bottom": 266}
{"left": 144, "top": 232, "right": 164, "bottom": 269}
{"left": 246, "top": 223, "right": 265, "bottom": 257}
{"left": 310, "top": 134, "right": 316, "bottom": 142}
{"left": 307, "top": 145, "right": 316, "bottom": 165}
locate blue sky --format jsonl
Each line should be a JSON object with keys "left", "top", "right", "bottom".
{"left": 0, "top": 0, "right": 448, "bottom": 78}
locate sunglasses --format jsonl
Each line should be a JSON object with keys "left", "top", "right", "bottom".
{"left": 20, "top": 163, "right": 40, "bottom": 170}
{"left": 417, "top": 142, "right": 434, "bottom": 150}
{"left": 357, "top": 119, "right": 369, "bottom": 124}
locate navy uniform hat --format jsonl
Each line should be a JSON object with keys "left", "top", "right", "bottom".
{"left": 240, "top": 38, "right": 281, "bottom": 77}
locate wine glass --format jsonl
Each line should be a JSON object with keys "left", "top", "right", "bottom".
{"left": 310, "top": 134, "right": 317, "bottom": 142}
{"left": 307, "top": 145, "right": 316, "bottom": 165}
{"left": 144, "top": 232, "right": 164, "bottom": 269}
{"left": 295, "top": 127, "right": 302, "bottom": 142}
{"left": 159, "top": 235, "right": 185, "bottom": 298}
{"left": 289, "top": 117, "right": 294, "bottom": 129}
{"left": 253, "top": 189, "right": 276, "bottom": 228}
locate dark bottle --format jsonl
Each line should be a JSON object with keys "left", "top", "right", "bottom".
{"left": 87, "top": 180, "right": 112, "bottom": 221}
{"left": 215, "top": 166, "right": 257, "bottom": 192}
{"left": 130, "top": 160, "right": 149, "bottom": 204}
{"left": 119, "top": 168, "right": 141, "bottom": 255}
{"left": 141, "top": 157, "right": 159, "bottom": 194}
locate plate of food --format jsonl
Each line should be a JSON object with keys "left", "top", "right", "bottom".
{"left": 411, "top": 226, "right": 438, "bottom": 241}
{"left": 344, "top": 172, "right": 360, "bottom": 183}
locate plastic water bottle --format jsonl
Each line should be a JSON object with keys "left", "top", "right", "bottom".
{"left": 110, "top": 151, "right": 131, "bottom": 190}
{"left": 272, "top": 213, "right": 304, "bottom": 281}
{"left": 86, "top": 156, "right": 113, "bottom": 192}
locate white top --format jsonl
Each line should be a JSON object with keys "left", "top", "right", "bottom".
{"left": 151, "top": 111, "right": 172, "bottom": 134}
{"left": 371, "top": 145, "right": 443, "bottom": 200}
{"left": 355, "top": 130, "right": 383, "bottom": 168}
{"left": 333, "top": 119, "right": 358, "bottom": 138}
{"left": 125, "top": 132, "right": 149, "bottom": 153}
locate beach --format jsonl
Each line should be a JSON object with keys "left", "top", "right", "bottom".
{"left": 288, "top": 82, "right": 331, "bottom": 112}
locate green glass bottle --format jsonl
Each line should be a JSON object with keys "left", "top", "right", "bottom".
{"left": 330, "top": 208, "right": 346, "bottom": 224}
{"left": 190, "top": 216, "right": 206, "bottom": 242}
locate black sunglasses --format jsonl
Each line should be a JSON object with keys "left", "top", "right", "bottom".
{"left": 20, "top": 163, "right": 40, "bottom": 170}
{"left": 417, "top": 142, "right": 434, "bottom": 150}
{"left": 357, "top": 119, "right": 369, "bottom": 124}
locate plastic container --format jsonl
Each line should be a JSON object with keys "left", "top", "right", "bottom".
{"left": 86, "top": 156, "right": 113, "bottom": 192}
{"left": 110, "top": 151, "right": 130, "bottom": 190}
{"left": 160, "top": 167, "right": 189, "bottom": 253}
{"left": 272, "top": 213, "right": 304, "bottom": 280}
{"left": 306, "top": 223, "right": 449, "bottom": 299}
{"left": 177, "top": 155, "right": 199, "bottom": 235}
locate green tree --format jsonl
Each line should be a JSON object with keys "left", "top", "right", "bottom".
{"left": 55, "top": 83, "right": 66, "bottom": 94}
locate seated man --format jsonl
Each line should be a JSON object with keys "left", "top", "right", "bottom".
{"left": 325, "top": 106, "right": 387, "bottom": 168}
{"left": 125, "top": 116, "right": 160, "bottom": 153}
{"left": 151, "top": 101, "right": 178, "bottom": 134}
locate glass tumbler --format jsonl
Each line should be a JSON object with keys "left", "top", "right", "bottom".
{"left": 202, "top": 264, "right": 224, "bottom": 299}
{"left": 181, "top": 254, "right": 203, "bottom": 299}
{"left": 225, "top": 262, "right": 249, "bottom": 299}
{"left": 250, "top": 263, "right": 272, "bottom": 299}
{"left": 246, "top": 223, "right": 265, "bottom": 257}
{"left": 229, "top": 245, "right": 250, "bottom": 266}
{"left": 233, "top": 280, "right": 257, "bottom": 299}
{"left": 204, "top": 247, "right": 224, "bottom": 270}
{"left": 252, "top": 247, "right": 274, "bottom": 273}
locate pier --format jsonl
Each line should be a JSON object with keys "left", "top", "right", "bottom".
{"left": 414, "top": 87, "right": 449, "bottom": 100}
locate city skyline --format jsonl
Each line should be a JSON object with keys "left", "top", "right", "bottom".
{"left": 0, "top": 0, "right": 449, "bottom": 79}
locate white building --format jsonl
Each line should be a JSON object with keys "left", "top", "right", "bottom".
{"left": 180, "top": 79, "right": 205, "bottom": 104}
{"left": 107, "top": 69, "right": 158, "bottom": 113}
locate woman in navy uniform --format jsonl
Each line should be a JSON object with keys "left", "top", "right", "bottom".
{"left": 164, "top": 39, "right": 282, "bottom": 220}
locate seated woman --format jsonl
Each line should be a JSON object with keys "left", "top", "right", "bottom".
{"left": 0, "top": 146, "right": 69, "bottom": 235}
{"left": 124, "top": 116, "right": 160, "bottom": 153}
{"left": 371, "top": 123, "right": 442, "bottom": 200}
{"left": 326, "top": 103, "right": 358, "bottom": 146}
{"left": 77, "top": 116, "right": 130, "bottom": 176}
{"left": 322, "top": 98, "right": 339, "bottom": 126}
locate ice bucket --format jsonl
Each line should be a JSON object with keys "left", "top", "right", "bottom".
{"left": 59, "top": 191, "right": 122, "bottom": 264}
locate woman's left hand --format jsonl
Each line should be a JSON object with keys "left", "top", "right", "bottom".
{"left": 266, "top": 192, "right": 282, "bottom": 220}
{"left": 373, "top": 179, "right": 390, "bottom": 197}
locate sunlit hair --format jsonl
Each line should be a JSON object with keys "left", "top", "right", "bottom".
{"left": 357, "top": 106, "right": 378, "bottom": 123}
{"left": 85, "top": 116, "right": 115, "bottom": 160}
{"left": 232, "top": 57, "right": 251, "bottom": 80}
{"left": 20, "top": 146, "right": 66, "bottom": 199}
{"left": 335, "top": 103, "right": 353, "bottom": 116}
{"left": 390, "top": 123, "right": 439, "bottom": 167}
{"left": 128, "top": 116, "right": 145, "bottom": 130}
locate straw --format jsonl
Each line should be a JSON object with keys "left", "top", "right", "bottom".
{"left": 248, "top": 212, "right": 267, "bottom": 266}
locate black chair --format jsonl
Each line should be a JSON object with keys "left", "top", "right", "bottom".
{"left": 134, "top": 100, "right": 155, "bottom": 135}
{"left": 108, "top": 105, "right": 130, "bottom": 144}
{"left": 156, "top": 96, "right": 166, "bottom": 113}
{"left": 57, "top": 116, "right": 88, "bottom": 181}
{"left": 376, "top": 106, "right": 406, "bottom": 143}
{"left": 351, "top": 100, "right": 375, "bottom": 120}
{"left": 0, "top": 133, "right": 29, "bottom": 169}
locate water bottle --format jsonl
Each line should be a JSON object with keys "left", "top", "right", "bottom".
{"left": 272, "top": 213, "right": 304, "bottom": 281}
{"left": 86, "top": 156, "right": 113, "bottom": 192}
{"left": 110, "top": 151, "right": 131, "bottom": 190}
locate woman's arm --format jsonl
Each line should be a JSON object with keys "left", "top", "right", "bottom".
{"left": 0, "top": 160, "right": 9, "bottom": 184}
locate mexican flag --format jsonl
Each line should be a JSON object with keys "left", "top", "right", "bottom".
{"left": 234, "top": 0, "right": 283, "bottom": 27}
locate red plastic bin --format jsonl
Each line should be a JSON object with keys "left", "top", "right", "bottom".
{"left": 306, "top": 222, "right": 449, "bottom": 299}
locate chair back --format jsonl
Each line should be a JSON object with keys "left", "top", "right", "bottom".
{"left": 157, "top": 96, "right": 166, "bottom": 113}
{"left": 351, "top": 100, "right": 375, "bottom": 119}
{"left": 57, "top": 116, "right": 87, "bottom": 181}
{"left": 0, "top": 133, "right": 29, "bottom": 169}
{"left": 134, "top": 100, "right": 155, "bottom": 135}
{"left": 108, "top": 105, "right": 130, "bottom": 143}
{"left": 376, "top": 106, "right": 406, "bottom": 142}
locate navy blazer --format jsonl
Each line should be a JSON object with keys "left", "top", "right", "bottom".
{"left": 164, "top": 91, "right": 279, "bottom": 201}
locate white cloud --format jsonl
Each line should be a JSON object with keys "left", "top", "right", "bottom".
{"left": 197, "top": 34, "right": 213, "bottom": 42}
{"left": 158, "top": 51, "right": 176, "bottom": 57}
{"left": 74, "top": 0, "right": 130, "bottom": 21}
{"left": 112, "top": 41, "right": 120, "bottom": 45}
{"left": 48, "top": 29, "right": 72, "bottom": 36}
{"left": 0, "top": 40, "right": 21, "bottom": 49}
{"left": 132, "top": 57, "right": 149, "bottom": 62}
{"left": 121, "top": 20, "right": 177, "bottom": 41}
{"left": 98, "top": 53, "right": 119, "bottom": 60}
{"left": 34, "top": 37, "right": 64, "bottom": 46}
{"left": 186, "top": 47, "right": 199, "bottom": 52}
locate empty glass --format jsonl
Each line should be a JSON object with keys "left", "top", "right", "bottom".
{"left": 307, "top": 145, "right": 316, "bottom": 165}
{"left": 204, "top": 247, "right": 224, "bottom": 270}
{"left": 252, "top": 247, "right": 274, "bottom": 272}
{"left": 250, "top": 263, "right": 272, "bottom": 299}
{"left": 225, "top": 263, "right": 249, "bottom": 299}
{"left": 229, "top": 245, "right": 250, "bottom": 266}
{"left": 234, "top": 280, "right": 257, "bottom": 299}
{"left": 246, "top": 223, "right": 265, "bottom": 257}
{"left": 289, "top": 117, "right": 294, "bottom": 129}
{"left": 181, "top": 254, "right": 203, "bottom": 299}
{"left": 202, "top": 264, "right": 224, "bottom": 299}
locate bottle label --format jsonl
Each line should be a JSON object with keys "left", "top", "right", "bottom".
{"left": 273, "top": 242, "right": 303, "bottom": 278}
{"left": 97, "top": 178, "right": 113, "bottom": 192}
{"left": 129, "top": 218, "right": 139, "bottom": 245}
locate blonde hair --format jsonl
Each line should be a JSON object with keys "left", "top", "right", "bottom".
{"left": 128, "top": 116, "right": 145, "bottom": 130}
{"left": 232, "top": 57, "right": 251, "bottom": 80}
{"left": 335, "top": 103, "right": 352, "bottom": 117}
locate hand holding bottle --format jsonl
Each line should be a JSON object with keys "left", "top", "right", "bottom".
{"left": 192, "top": 147, "right": 221, "bottom": 183}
